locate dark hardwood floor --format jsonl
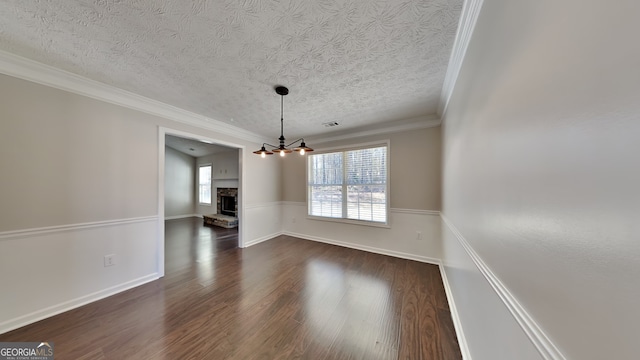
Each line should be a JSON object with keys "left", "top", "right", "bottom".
{"left": 0, "top": 217, "right": 462, "bottom": 359}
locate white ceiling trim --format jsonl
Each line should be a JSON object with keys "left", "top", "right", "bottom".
{"left": 0, "top": 48, "right": 444, "bottom": 147}
{"left": 0, "top": 50, "right": 268, "bottom": 144}
{"left": 437, "top": 0, "right": 485, "bottom": 116}
{"left": 308, "top": 115, "right": 441, "bottom": 144}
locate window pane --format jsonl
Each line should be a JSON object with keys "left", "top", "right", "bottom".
{"left": 308, "top": 145, "right": 387, "bottom": 223}
{"left": 346, "top": 185, "right": 386, "bottom": 222}
{"left": 309, "top": 152, "right": 343, "bottom": 185}
{"left": 199, "top": 165, "right": 212, "bottom": 204}
{"left": 346, "top": 147, "right": 387, "bottom": 185}
{"left": 345, "top": 147, "right": 387, "bottom": 222}
{"left": 310, "top": 185, "right": 342, "bottom": 218}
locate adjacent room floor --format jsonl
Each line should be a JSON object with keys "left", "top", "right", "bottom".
{"left": 0, "top": 217, "right": 461, "bottom": 359}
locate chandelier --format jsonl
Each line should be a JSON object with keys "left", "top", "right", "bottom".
{"left": 253, "top": 86, "right": 313, "bottom": 158}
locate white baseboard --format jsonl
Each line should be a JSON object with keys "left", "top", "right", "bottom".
{"left": 283, "top": 231, "right": 441, "bottom": 265}
{"left": 242, "top": 228, "right": 442, "bottom": 265}
{"left": 0, "top": 273, "right": 158, "bottom": 334}
{"left": 243, "top": 232, "right": 282, "bottom": 248}
{"left": 164, "top": 214, "right": 200, "bottom": 220}
{"left": 438, "top": 261, "right": 472, "bottom": 359}
{"left": 441, "top": 215, "right": 566, "bottom": 360}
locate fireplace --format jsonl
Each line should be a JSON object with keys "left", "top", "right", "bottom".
{"left": 221, "top": 196, "right": 235, "bottom": 216}
{"left": 216, "top": 188, "right": 238, "bottom": 217}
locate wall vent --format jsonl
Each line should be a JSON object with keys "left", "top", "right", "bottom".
{"left": 322, "top": 121, "right": 339, "bottom": 127}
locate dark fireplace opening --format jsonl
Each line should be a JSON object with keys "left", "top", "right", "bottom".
{"left": 221, "top": 195, "right": 236, "bottom": 216}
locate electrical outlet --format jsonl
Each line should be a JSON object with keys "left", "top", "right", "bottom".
{"left": 416, "top": 231, "right": 423, "bottom": 240}
{"left": 104, "top": 254, "right": 116, "bottom": 267}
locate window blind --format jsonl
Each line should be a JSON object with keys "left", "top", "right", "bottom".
{"left": 308, "top": 145, "right": 387, "bottom": 223}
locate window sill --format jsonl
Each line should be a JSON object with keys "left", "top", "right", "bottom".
{"left": 306, "top": 215, "right": 390, "bottom": 229}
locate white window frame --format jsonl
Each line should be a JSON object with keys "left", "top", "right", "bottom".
{"left": 198, "top": 163, "right": 213, "bottom": 206}
{"left": 306, "top": 140, "right": 390, "bottom": 228}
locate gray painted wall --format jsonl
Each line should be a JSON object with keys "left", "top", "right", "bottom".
{"left": 441, "top": 0, "right": 640, "bottom": 358}
{"left": 282, "top": 126, "right": 442, "bottom": 211}
{"left": 164, "top": 146, "right": 195, "bottom": 218}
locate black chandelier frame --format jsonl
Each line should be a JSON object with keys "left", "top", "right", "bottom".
{"left": 253, "top": 86, "right": 313, "bottom": 157}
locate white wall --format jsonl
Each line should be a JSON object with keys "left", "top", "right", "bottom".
{"left": 441, "top": 0, "right": 640, "bottom": 358}
{"left": 0, "top": 218, "right": 158, "bottom": 333}
{"left": 0, "top": 73, "right": 281, "bottom": 333}
{"left": 164, "top": 146, "right": 195, "bottom": 218}
{"left": 283, "top": 204, "right": 441, "bottom": 263}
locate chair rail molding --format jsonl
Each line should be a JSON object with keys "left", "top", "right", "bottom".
{"left": 441, "top": 214, "right": 566, "bottom": 360}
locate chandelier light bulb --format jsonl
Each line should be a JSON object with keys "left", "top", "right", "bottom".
{"left": 280, "top": 151, "right": 285, "bottom": 157}
{"left": 300, "top": 149, "right": 305, "bottom": 155}
{"left": 261, "top": 152, "right": 266, "bottom": 158}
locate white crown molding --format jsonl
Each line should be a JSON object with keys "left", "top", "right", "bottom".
{"left": 0, "top": 216, "right": 158, "bottom": 241}
{"left": 0, "top": 50, "right": 268, "bottom": 144}
{"left": 437, "top": 0, "right": 485, "bottom": 116}
{"left": 308, "top": 116, "right": 441, "bottom": 144}
{"left": 440, "top": 214, "right": 566, "bottom": 360}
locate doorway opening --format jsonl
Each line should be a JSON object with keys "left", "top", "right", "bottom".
{"left": 157, "top": 127, "right": 245, "bottom": 277}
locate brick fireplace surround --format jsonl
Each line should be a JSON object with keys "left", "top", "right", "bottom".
{"left": 216, "top": 188, "right": 238, "bottom": 216}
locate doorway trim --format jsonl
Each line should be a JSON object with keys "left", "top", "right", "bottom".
{"left": 157, "top": 126, "right": 246, "bottom": 277}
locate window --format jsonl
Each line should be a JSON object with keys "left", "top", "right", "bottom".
{"left": 308, "top": 144, "right": 388, "bottom": 224}
{"left": 199, "top": 164, "right": 212, "bottom": 205}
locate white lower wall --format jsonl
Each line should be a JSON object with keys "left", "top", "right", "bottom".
{"left": 243, "top": 202, "right": 283, "bottom": 247}
{"left": 281, "top": 202, "right": 441, "bottom": 263}
{"left": 0, "top": 217, "right": 159, "bottom": 334}
{"left": 441, "top": 215, "right": 563, "bottom": 360}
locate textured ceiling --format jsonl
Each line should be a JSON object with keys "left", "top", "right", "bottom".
{"left": 0, "top": 0, "right": 462, "bottom": 139}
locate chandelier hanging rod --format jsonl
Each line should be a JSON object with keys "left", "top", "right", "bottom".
{"left": 253, "top": 86, "right": 313, "bottom": 158}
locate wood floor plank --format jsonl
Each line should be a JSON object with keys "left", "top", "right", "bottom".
{"left": 398, "top": 260, "right": 463, "bottom": 360}
{"left": 325, "top": 252, "right": 403, "bottom": 360}
{"left": 0, "top": 218, "right": 462, "bottom": 359}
